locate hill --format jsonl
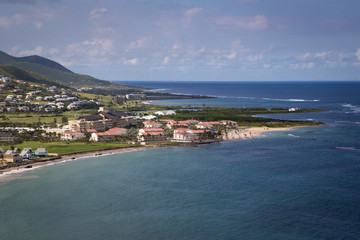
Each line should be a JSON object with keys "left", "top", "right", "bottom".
{"left": 0, "top": 65, "right": 67, "bottom": 88}
{"left": 0, "top": 50, "right": 145, "bottom": 93}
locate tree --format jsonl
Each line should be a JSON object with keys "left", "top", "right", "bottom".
{"left": 61, "top": 116, "right": 68, "bottom": 124}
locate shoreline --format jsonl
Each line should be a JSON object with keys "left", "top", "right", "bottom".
{"left": 0, "top": 146, "right": 157, "bottom": 181}
{"left": 0, "top": 125, "right": 319, "bottom": 181}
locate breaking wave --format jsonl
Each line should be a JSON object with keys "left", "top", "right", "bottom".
{"left": 342, "top": 104, "right": 360, "bottom": 113}
{"left": 336, "top": 147, "right": 360, "bottom": 151}
{"left": 262, "top": 98, "right": 320, "bottom": 102}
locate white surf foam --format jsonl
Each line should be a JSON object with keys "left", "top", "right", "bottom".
{"left": 342, "top": 104, "right": 360, "bottom": 113}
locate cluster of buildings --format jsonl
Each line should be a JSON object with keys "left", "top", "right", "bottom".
{"left": 0, "top": 76, "right": 97, "bottom": 113}
{"left": 0, "top": 147, "right": 48, "bottom": 165}
{"left": 52, "top": 106, "right": 239, "bottom": 145}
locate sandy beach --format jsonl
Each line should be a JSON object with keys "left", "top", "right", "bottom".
{"left": 0, "top": 146, "right": 154, "bottom": 181}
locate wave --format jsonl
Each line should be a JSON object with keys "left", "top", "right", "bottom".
{"left": 145, "top": 88, "right": 168, "bottom": 92}
{"left": 342, "top": 104, "right": 360, "bottom": 113}
{"left": 336, "top": 146, "right": 360, "bottom": 151}
{"left": 288, "top": 134, "right": 303, "bottom": 138}
{"left": 262, "top": 97, "right": 320, "bottom": 102}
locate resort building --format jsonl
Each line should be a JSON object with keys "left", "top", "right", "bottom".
{"left": 90, "top": 127, "right": 127, "bottom": 142}
{"left": 138, "top": 128, "right": 168, "bottom": 144}
{"left": 68, "top": 110, "right": 136, "bottom": 131}
{"left": 172, "top": 128, "right": 213, "bottom": 142}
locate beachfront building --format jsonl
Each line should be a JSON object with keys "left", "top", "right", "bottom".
{"left": 20, "top": 148, "right": 34, "bottom": 159}
{"left": 5, "top": 148, "right": 20, "bottom": 156}
{"left": 3, "top": 154, "right": 22, "bottom": 163}
{"left": 172, "top": 128, "right": 213, "bottom": 142}
{"left": 138, "top": 128, "right": 168, "bottom": 144}
{"left": 35, "top": 148, "right": 48, "bottom": 157}
{"left": 90, "top": 127, "right": 127, "bottom": 142}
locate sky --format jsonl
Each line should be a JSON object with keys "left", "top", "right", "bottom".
{"left": 1, "top": 0, "right": 360, "bottom": 81}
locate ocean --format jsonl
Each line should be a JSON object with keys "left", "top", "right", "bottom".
{"left": 1, "top": 81, "right": 360, "bottom": 240}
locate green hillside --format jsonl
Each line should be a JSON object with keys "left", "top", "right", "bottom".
{"left": 0, "top": 65, "right": 67, "bottom": 88}
{"left": 0, "top": 50, "right": 145, "bottom": 93}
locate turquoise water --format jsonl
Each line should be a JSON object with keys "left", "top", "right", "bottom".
{"left": 1, "top": 81, "right": 360, "bottom": 239}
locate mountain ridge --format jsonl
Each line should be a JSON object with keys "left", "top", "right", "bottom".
{"left": 0, "top": 50, "right": 145, "bottom": 93}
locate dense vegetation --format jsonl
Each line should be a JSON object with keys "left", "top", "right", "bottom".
{"left": 157, "top": 107, "right": 325, "bottom": 127}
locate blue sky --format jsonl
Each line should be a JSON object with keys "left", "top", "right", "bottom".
{"left": 1, "top": 0, "right": 360, "bottom": 81}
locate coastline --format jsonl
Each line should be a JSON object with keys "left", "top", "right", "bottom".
{"left": 0, "top": 146, "right": 156, "bottom": 181}
{"left": 0, "top": 125, "right": 315, "bottom": 181}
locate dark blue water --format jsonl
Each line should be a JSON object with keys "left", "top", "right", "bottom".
{"left": 1, "top": 81, "right": 359, "bottom": 239}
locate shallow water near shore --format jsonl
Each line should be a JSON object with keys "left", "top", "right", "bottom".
{"left": 1, "top": 81, "right": 360, "bottom": 239}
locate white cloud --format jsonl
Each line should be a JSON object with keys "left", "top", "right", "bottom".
{"left": 0, "top": 8, "right": 62, "bottom": 29}
{"left": 356, "top": 48, "right": 360, "bottom": 60}
{"left": 290, "top": 62, "right": 315, "bottom": 70}
{"left": 14, "top": 46, "right": 59, "bottom": 56}
{"left": 0, "top": 13, "right": 25, "bottom": 28}
{"left": 163, "top": 56, "right": 170, "bottom": 64}
{"left": 215, "top": 15, "right": 268, "bottom": 30}
{"left": 19, "top": 46, "right": 45, "bottom": 56}
{"left": 89, "top": 8, "right": 108, "bottom": 20}
{"left": 124, "top": 58, "right": 139, "bottom": 66}
{"left": 183, "top": 7, "right": 203, "bottom": 26}
{"left": 172, "top": 43, "right": 181, "bottom": 50}
{"left": 33, "top": 21, "right": 43, "bottom": 30}
{"left": 66, "top": 38, "right": 114, "bottom": 58}
{"left": 127, "top": 37, "right": 149, "bottom": 50}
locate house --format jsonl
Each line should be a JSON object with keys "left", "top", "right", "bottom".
{"left": 61, "top": 130, "right": 86, "bottom": 141}
{"left": 35, "top": 148, "right": 48, "bottom": 157}
{"left": 20, "top": 148, "right": 34, "bottom": 159}
{"left": 90, "top": 127, "right": 127, "bottom": 142}
{"left": 5, "top": 148, "right": 20, "bottom": 156}
{"left": 18, "top": 106, "right": 30, "bottom": 112}
{"left": 143, "top": 120, "right": 162, "bottom": 128}
{"left": 138, "top": 128, "right": 168, "bottom": 144}
{"left": 44, "top": 96, "right": 54, "bottom": 101}
{"left": 3, "top": 154, "right": 22, "bottom": 163}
